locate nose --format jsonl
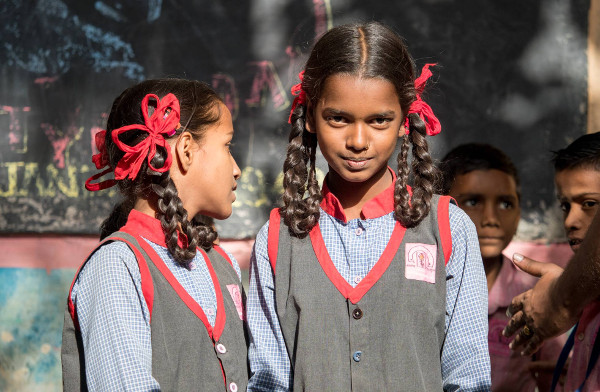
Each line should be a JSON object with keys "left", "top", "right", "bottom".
{"left": 564, "top": 206, "right": 582, "bottom": 233}
{"left": 481, "top": 202, "right": 500, "bottom": 227}
{"left": 346, "top": 123, "right": 369, "bottom": 152}
{"left": 232, "top": 156, "right": 241, "bottom": 180}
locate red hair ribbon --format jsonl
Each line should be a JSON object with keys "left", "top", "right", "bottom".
{"left": 85, "top": 93, "right": 181, "bottom": 191}
{"left": 288, "top": 70, "right": 307, "bottom": 123}
{"left": 404, "top": 63, "right": 441, "bottom": 136}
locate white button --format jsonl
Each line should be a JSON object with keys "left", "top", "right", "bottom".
{"left": 229, "top": 382, "right": 238, "bottom": 392}
{"left": 578, "top": 332, "right": 585, "bottom": 341}
{"left": 216, "top": 343, "right": 227, "bottom": 354}
{"left": 206, "top": 308, "right": 215, "bottom": 316}
{"left": 189, "top": 262, "right": 196, "bottom": 270}
{"left": 355, "top": 227, "right": 363, "bottom": 236}
{"left": 354, "top": 275, "right": 362, "bottom": 284}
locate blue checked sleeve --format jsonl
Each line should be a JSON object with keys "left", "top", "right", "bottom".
{"left": 71, "top": 241, "right": 159, "bottom": 391}
{"left": 246, "top": 221, "right": 293, "bottom": 391}
{"left": 442, "top": 204, "right": 492, "bottom": 391}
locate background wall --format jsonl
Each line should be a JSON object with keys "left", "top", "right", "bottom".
{"left": 0, "top": 0, "right": 595, "bottom": 390}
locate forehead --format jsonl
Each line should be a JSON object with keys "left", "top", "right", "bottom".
{"left": 317, "top": 74, "right": 400, "bottom": 112}
{"left": 555, "top": 168, "right": 600, "bottom": 196}
{"left": 451, "top": 169, "right": 518, "bottom": 197}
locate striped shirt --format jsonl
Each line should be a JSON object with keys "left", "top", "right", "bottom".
{"left": 247, "top": 180, "right": 491, "bottom": 391}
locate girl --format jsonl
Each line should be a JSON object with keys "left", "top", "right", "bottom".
{"left": 61, "top": 79, "right": 247, "bottom": 391}
{"left": 246, "top": 22, "right": 491, "bottom": 391}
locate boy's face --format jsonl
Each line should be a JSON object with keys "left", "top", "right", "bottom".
{"left": 448, "top": 169, "right": 520, "bottom": 260}
{"left": 555, "top": 167, "right": 600, "bottom": 252}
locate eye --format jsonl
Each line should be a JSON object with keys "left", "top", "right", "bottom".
{"left": 226, "top": 142, "right": 234, "bottom": 153}
{"left": 371, "top": 117, "right": 392, "bottom": 128}
{"left": 462, "top": 199, "right": 478, "bottom": 208}
{"left": 326, "top": 115, "right": 346, "bottom": 125}
{"left": 559, "top": 202, "right": 570, "bottom": 213}
{"left": 582, "top": 200, "right": 599, "bottom": 209}
{"left": 499, "top": 200, "right": 514, "bottom": 210}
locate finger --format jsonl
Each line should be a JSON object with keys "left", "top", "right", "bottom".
{"left": 521, "top": 333, "right": 543, "bottom": 356}
{"left": 503, "top": 309, "right": 526, "bottom": 338}
{"left": 511, "top": 253, "right": 549, "bottom": 278}
{"left": 506, "top": 292, "right": 527, "bottom": 319}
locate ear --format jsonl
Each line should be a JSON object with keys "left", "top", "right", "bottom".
{"left": 305, "top": 102, "right": 316, "bottom": 134}
{"left": 174, "top": 131, "right": 196, "bottom": 173}
{"left": 398, "top": 124, "right": 407, "bottom": 138}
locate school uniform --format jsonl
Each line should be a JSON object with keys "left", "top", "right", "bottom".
{"left": 488, "top": 256, "right": 566, "bottom": 391}
{"left": 246, "top": 174, "right": 492, "bottom": 391}
{"left": 62, "top": 210, "right": 248, "bottom": 392}
{"left": 563, "top": 301, "right": 600, "bottom": 392}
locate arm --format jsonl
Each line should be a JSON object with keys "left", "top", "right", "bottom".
{"left": 441, "top": 205, "right": 491, "bottom": 392}
{"left": 503, "top": 210, "right": 600, "bottom": 355}
{"left": 246, "top": 223, "right": 292, "bottom": 391}
{"left": 72, "top": 242, "right": 160, "bottom": 391}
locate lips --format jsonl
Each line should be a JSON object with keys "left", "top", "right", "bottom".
{"left": 568, "top": 238, "right": 583, "bottom": 247}
{"left": 343, "top": 156, "right": 371, "bottom": 170}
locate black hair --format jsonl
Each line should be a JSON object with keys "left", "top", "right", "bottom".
{"left": 283, "top": 21, "right": 439, "bottom": 236}
{"left": 99, "top": 78, "right": 222, "bottom": 267}
{"left": 439, "top": 143, "right": 520, "bottom": 198}
{"left": 552, "top": 132, "right": 600, "bottom": 172}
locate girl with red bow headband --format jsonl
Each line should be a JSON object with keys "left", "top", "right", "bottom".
{"left": 247, "top": 22, "right": 491, "bottom": 391}
{"left": 62, "top": 79, "right": 248, "bottom": 391}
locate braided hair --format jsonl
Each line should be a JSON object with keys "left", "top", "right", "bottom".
{"left": 99, "top": 79, "right": 221, "bottom": 267}
{"left": 284, "top": 22, "right": 440, "bottom": 237}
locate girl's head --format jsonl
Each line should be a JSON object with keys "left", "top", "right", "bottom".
{"left": 283, "top": 22, "right": 440, "bottom": 236}
{"left": 87, "top": 78, "right": 240, "bottom": 266}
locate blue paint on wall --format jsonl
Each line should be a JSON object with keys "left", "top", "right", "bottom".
{"left": 0, "top": 268, "right": 75, "bottom": 392}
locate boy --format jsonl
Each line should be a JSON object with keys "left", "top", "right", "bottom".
{"left": 440, "top": 143, "right": 564, "bottom": 391}
{"left": 551, "top": 132, "right": 600, "bottom": 391}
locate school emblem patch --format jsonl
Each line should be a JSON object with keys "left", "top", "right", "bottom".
{"left": 226, "top": 284, "right": 245, "bottom": 320}
{"left": 405, "top": 243, "right": 437, "bottom": 284}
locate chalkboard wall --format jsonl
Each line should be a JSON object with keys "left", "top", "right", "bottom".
{"left": 0, "top": 0, "right": 590, "bottom": 240}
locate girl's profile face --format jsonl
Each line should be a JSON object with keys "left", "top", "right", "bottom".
{"left": 308, "top": 74, "right": 404, "bottom": 189}
{"left": 178, "top": 103, "right": 241, "bottom": 220}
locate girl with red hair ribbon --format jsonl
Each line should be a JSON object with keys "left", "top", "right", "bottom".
{"left": 247, "top": 22, "right": 491, "bottom": 391}
{"left": 62, "top": 79, "right": 248, "bottom": 391}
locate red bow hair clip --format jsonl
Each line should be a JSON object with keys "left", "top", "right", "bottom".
{"left": 288, "top": 71, "right": 307, "bottom": 123}
{"left": 85, "top": 93, "right": 181, "bottom": 191}
{"left": 404, "top": 63, "right": 441, "bottom": 136}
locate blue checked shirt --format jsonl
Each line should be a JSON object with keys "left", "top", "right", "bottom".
{"left": 71, "top": 227, "right": 242, "bottom": 391}
{"left": 247, "top": 203, "right": 491, "bottom": 391}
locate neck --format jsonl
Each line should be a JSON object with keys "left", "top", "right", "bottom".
{"left": 326, "top": 165, "right": 392, "bottom": 221}
{"left": 134, "top": 197, "right": 158, "bottom": 218}
{"left": 483, "top": 255, "right": 504, "bottom": 292}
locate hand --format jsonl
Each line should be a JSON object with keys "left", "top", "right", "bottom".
{"left": 502, "top": 253, "right": 575, "bottom": 355}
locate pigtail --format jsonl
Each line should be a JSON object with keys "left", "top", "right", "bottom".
{"left": 281, "top": 104, "right": 321, "bottom": 237}
{"left": 153, "top": 175, "right": 200, "bottom": 268}
{"left": 394, "top": 113, "right": 440, "bottom": 228}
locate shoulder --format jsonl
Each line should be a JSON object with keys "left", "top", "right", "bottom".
{"left": 447, "top": 203, "right": 476, "bottom": 236}
{"left": 75, "top": 240, "right": 141, "bottom": 288}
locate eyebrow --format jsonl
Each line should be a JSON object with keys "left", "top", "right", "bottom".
{"left": 322, "top": 108, "right": 397, "bottom": 117}
{"left": 560, "top": 192, "right": 600, "bottom": 200}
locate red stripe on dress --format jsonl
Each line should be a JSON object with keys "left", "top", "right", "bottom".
{"left": 133, "top": 235, "right": 226, "bottom": 342}
{"left": 213, "top": 245, "right": 233, "bottom": 267}
{"left": 267, "top": 208, "right": 281, "bottom": 274}
{"left": 437, "top": 196, "right": 454, "bottom": 266}
{"left": 309, "top": 221, "right": 406, "bottom": 304}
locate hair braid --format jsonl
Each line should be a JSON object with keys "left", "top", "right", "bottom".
{"left": 394, "top": 113, "right": 439, "bottom": 228}
{"left": 394, "top": 134, "right": 412, "bottom": 227}
{"left": 153, "top": 175, "right": 199, "bottom": 268}
{"left": 281, "top": 104, "right": 321, "bottom": 237}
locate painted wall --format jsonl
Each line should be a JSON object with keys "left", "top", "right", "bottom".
{"left": 0, "top": 0, "right": 596, "bottom": 390}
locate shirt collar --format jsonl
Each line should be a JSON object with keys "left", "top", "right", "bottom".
{"left": 320, "top": 167, "right": 398, "bottom": 223}
{"left": 121, "top": 209, "right": 169, "bottom": 247}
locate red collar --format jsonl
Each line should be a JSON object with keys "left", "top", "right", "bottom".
{"left": 121, "top": 209, "right": 170, "bottom": 247}
{"left": 320, "top": 167, "right": 398, "bottom": 222}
